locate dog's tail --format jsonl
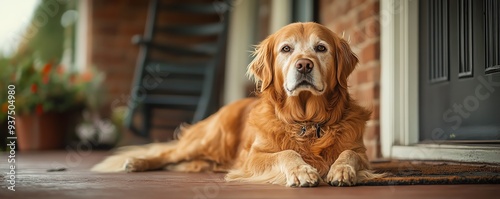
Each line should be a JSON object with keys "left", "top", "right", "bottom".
{"left": 356, "top": 170, "right": 387, "bottom": 183}
{"left": 91, "top": 141, "right": 177, "bottom": 172}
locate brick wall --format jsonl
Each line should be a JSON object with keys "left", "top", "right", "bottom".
{"left": 89, "top": 0, "right": 149, "bottom": 143}
{"left": 90, "top": 0, "right": 148, "bottom": 110}
{"left": 319, "top": 0, "right": 381, "bottom": 160}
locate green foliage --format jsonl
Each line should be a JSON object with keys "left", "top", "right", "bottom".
{"left": 0, "top": 57, "right": 106, "bottom": 121}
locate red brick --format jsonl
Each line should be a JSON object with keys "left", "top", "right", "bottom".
{"left": 356, "top": 65, "right": 381, "bottom": 84}
{"left": 119, "top": 25, "right": 145, "bottom": 36}
{"left": 363, "top": 18, "right": 381, "bottom": 39}
{"left": 351, "top": 23, "right": 378, "bottom": 45}
{"left": 92, "top": 52, "right": 127, "bottom": 67}
{"left": 364, "top": 143, "right": 381, "bottom": 160}
{"left": 364, "top": 141, "right": 380, "bottom": 160}
{"left": 373, "top": 83, "right": 380, "bottom": 99}
{"left": 359, "top": 1, "right": 380, "bottom": 23}
{"left": 90, "top": 0, "right": 149, "bottom": 114}
{"left": 373, "top": 65, "right": 381, "bottom": 83}
{"left": 94, "top": 22, "right": 119, "bottom": 35}
{"left": 335, "top": 0, "right": 350, "bottom": 14}
{"left": 359, "top": 41, "right": 380, "bottom": 64}
{"left": 353, "top": 83, "right": 380, "bottom": 105}
{"left": 357, "top": 67, "right": 370, "bottom": 84}
{"left": 347, "top": 71, "right": 358, "bottom": 87}
{"left": 350, "top": 28, "right": 366, "bottom": 46}
{"left": 320, "top": 0, "right": 353, "bottom": 26}
{"left": 319, "top": 0, "right": 336, "bottom": 23}
{"left": 363, "top": 123, "right": 380, "bottom": 142}
{"left": 355, "top": 85, "right": 373, "bottom": 101}
{"left": 365, "top": 145, "right": 375, "bottom": 160}
{"left": 349, "top": 0, "right": 367, "bottom": 11}
{"left": 370, "top": 102, "right": 380, "bottom": 120}
{"left": 336, "top": 19, "right": 357, "bottom": 37}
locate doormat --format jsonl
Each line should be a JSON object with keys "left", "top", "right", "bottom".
{"left": 359, "top": 160, "right": 500, "bottom": 185}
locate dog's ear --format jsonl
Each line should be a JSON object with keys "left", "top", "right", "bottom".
{"left": 335, "top": 38, "right": 359, "bottom": 90}
{"left": 247, "top": 36, "right": 274, "bottom": 92}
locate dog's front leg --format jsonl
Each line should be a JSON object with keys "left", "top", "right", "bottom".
{"left": 227, "top": 150, "right": 320, "bottom": 187}
{"left": 325, "top": 150, "right": 370, "bottom": 187}
{"left": 276, "top": 150, "right": 321, "bottom": 187}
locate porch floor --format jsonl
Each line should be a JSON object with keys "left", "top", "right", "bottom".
{"left": 0, "top": 151, "right": 498, "bottom": 199}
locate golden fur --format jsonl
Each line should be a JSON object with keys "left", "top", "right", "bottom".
{"left": 92, "top": 22, "right": 383, "bottom": 187}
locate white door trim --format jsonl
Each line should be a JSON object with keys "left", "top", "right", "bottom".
{"left": 392, "top": 144, "right": 500, "bottom": 164}
{"left": 380, "top": 0, "right": 420, "bottom": 157}
{"left": 380, "top": 0, "right": 500, "bottom": 163}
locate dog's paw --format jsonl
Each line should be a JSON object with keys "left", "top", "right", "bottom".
{"left": 285, "top": 164, "right": 320, "bottom": 187}
{"left": 325, "top": 164, "right": 356, "bottom": 187}
{"left": 123, "top": 158, "right": 149, "bottom": 172}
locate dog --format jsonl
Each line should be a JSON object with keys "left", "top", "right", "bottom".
{"left": 92, "top": 22, "right": 383, "bottom": 187}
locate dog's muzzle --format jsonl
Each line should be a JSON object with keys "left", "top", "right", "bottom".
{"left": 285, "top": 58, "right": 324, "bottom": 95}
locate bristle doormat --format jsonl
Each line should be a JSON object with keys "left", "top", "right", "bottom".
{"left": 359, "top": 160, "right": 500, "bottom": 185}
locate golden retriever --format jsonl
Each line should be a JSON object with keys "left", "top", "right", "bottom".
{"left": 92, "top": 22, "right": 382, "bottom": 187}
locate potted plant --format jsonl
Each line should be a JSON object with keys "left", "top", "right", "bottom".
{"left": 0, "top": 58, "right": 105, "bottom": 150}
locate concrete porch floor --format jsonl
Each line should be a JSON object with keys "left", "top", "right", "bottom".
{"left": 0, "top": 151, "right": 498, "bottom": 199}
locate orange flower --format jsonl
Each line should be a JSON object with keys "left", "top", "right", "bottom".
{"left": 31, "top": 84, "right": 37, "bottom": 93}
{"left": 2, "top": 103, "right": 8, "bottom": 113}
{"left": 57, "top": 65, "right": 65, "bottom": 75}
{"left": 36, "top": 104, "right": 44, "bottom": 115}
{"left": 43, "top": 75, "right": 50, "bottom": 84}
{"left": 42, "top": 63, "right": 52, "bottom": 76}
{"left": 81, "top": 71, "right": 93, "bottom": 82}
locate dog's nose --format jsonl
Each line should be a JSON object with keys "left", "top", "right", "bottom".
{"left": 295, "top": 59, "right": 313, "bottom": 74}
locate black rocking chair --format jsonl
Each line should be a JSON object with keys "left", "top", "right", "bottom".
{"left": 126, "top": 0, "right": 231, "bottom": 138}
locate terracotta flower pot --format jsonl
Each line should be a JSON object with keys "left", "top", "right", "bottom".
{"left": 16, "top": 112, "right": 67, "bottom": 150}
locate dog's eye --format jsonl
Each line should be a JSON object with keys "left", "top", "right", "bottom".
{"left": 281, "top": 45, "right": 291, "bottom": 53}
{"left": 315, "top": 45, "right": 327, "bottom": 52}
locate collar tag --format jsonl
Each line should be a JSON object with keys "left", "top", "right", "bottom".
{"left": 315, "top": 124, "right": 322, "bottom": 138}
{"left": 297, "top": 124, "right": 322, "bottom": 138}
{"left": 299, "top": 126, "right": 307, "bottom": 136}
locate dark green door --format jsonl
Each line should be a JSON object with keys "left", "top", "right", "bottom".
{"left": 419, "top": 0, "right": 500, "bottom": 142}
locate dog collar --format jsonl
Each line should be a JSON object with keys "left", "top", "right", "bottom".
{"left": 298, "top": 123, "right": 323, "bottom": 138}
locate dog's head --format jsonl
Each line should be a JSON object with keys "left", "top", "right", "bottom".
{"left": 248, "top": 22, "right": 358, "bottom": 97}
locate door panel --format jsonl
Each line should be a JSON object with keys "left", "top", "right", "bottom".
{"left": 419, "top": 0, "right": 500, "bottom": 142}
{"left": 485, "top": 0, "right": 500, "bottom": 74}
{"left": 428, "top": 0, "right": 449, "bottom": 83}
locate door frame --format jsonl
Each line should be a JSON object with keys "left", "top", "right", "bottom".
{"left": 379, "top": 0, "right": 500, "bottom": 163}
